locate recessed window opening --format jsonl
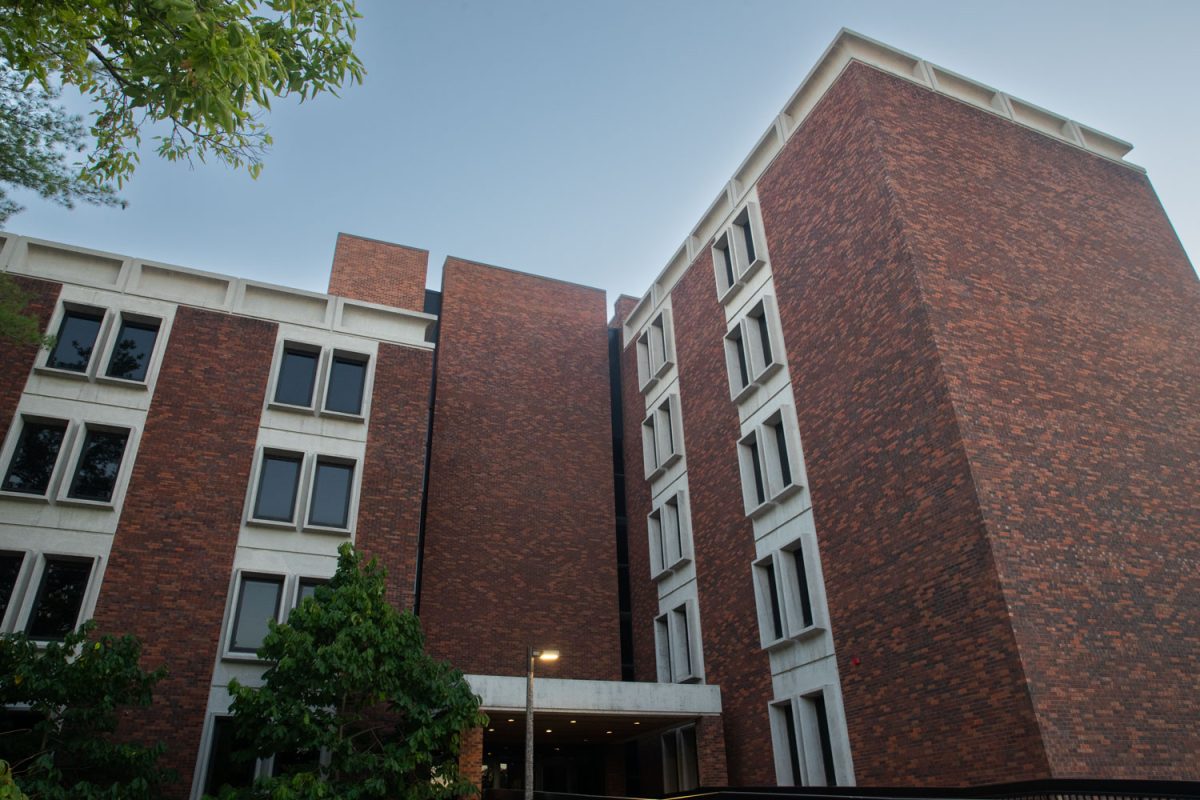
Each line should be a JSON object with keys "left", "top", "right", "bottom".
{"left": 807, "top": 692, "right": 837, "bottom": 787}
{"left": 729, "top": 327, "right": 749, "bottom": 389}
{"left": 253, "top": 453, "right": 302, "bottom": 522}
{"left": 792, "top": 548, "right": 815, "bottom": 628}
{"left": 764, "top": 558, "right": 784, "bottom": 640}
{"left": 2, "top": 419, "right": 67, "bottom": 495}
{"left": 309, "top": 459, "right": 354, "bottom": 528}
{"left": 25, "top": 557, "right": 92, "bottom": 640}
{"left": 753, "top": 306, "right": 774, "bottom": 367}
{"left": 325, "top": 354, "right": 367, "bottom": 415}
{"left": 230, "top": 575, "right": 284, "bottom": 654}
{"left": 715, "top": 234, "right": 735, "bottom": 291}
{"left": 747, "top": 434, "right": 766, "bottom": 505}
{"left": 47, "top": 308, "right": 104, "bottom": 373}
{"left": 781, "top": 701, "right": 803, "bottom": 786}
{"left": 275, "top": 347, "right": 320, "bottom": 407}
{"left": 0, "top": 552, "right": 23, "bottom": 623}
{"left": 771, "top": 418, "right": 793, "bottom": 488}
{"left": 735, "top": 209, "right": 757, "bottom": 265}
{"left": 104, "top": 317, "right": 160, "bottom": 381}
{"left": 67, "top": 427, "right": 129, "bottom": 502}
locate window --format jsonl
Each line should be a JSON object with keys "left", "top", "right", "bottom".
{"left": 661, "top": 724, "right": 699, "bottom": 793}
{"left": 0, "top": 552, "right": 25, "bottom": 625}
{"left": 270, "top": 341, "right": 371, "bottom": 419}
{"left": 66, "top": 426, "right": 129, "bottom": 503}
{"left": 252, "top": 452, "right": 303, "bottom": 523}
{"left": 712, "top": 202, "right": 770, "bottom": 301}
{"left": 228, "top": 574, "right": 284, "bottom": 654}
{"left": 737, "top": 406, "right": 803, "bottom": 516}
{"left": 654, "top": 600, "right": 701, "bottom": 683}
{"left": 647, "top": 491, "right": 692, "bottom": 580}
{"left": 752, "top": 539, "right": 823, "bottom": 648}
{"left": 294, "top": 578, "right": 325, "bottom": 610}
{"left": 46, "top": 306, "right": 105, "bottom": 373}
{"left": 642, "top": 394, "right": 683, "bottom": 480}
{"left": 203, "top": 717, "right": 257, "bottom": 796}
{"left": 724, "top": 295, "right": 783, "bottom": 400}
{"left": 103, "top": 315, "right": 161, "bottom": 382}
{"left": 635, "top": 310, "right": 675, "bottom": 391}
{"left": 24, "top": 557, "right": 94, "bottom": 640}
{"left": 307, "top": 458, "right": 354, "bottom": 529}
{"left": 2, "top": 418, "right": 67, "bottom": 496}
{"left": 770, "top": 690, "right": 842, "bottom": 787}
{"left": 248, "top": 450, "right": 359, "bottom": 532}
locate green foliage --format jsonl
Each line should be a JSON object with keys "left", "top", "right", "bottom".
{"left": 222, "top": 544, "right": 486, "bottom": 800}
{"left": 0, "top": 761, "right": 29, "bottom": 800}
{"left": 0, "top": 0, "right": 364, "bottom": 210}
{"left": 0, "top": 621, "right": 173, "bottom": 798}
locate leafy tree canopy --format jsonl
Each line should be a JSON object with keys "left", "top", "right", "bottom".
{"left": 0, "top": 621, "right": 173, "bottom": 798}
{"left": 221, "top": 544, "right": 486, "bottom": 800}
{"left": 0, "top": 0, "right": 364, "bottom": 222}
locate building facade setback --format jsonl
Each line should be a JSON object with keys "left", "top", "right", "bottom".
{"left": 1, "top": 28, "right": 1198, "bottom": 799}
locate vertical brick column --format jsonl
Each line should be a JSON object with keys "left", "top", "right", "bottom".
{"left": 328, "top": 233, "right": 428, "bottom": 312}
{"left": 457, "top": 726, "right": 484, "bottom": 795}
{"left": 0, "top": 276, "right": 59, "bottom": 421}
{"left": 695, "top": 716, "right": 728, "bottom": 788}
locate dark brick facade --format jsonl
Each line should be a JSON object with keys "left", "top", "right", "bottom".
{"left": 354, "top": 342, "right": 433, "bottom": 610}
{"left": 419, "top": 258, "right": 621, "bottom": 680}
{"left": 328, "top": 232, "right": 429, "bottom": 312}
{"left": 0, "top": 275, "right": 59, "bottom": 421}
{"left": 92, "top": 307, "right": 277, "bottom": 796}
{"left": 861, "top": 66, "right": 1200, "bottom": 778}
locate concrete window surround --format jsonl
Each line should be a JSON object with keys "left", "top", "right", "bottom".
{"left": 724, "top": 293, "right": 785, "bottom": 404}
{"left": 0, "top": 549, "right": 104, "bottom": 638}
{"left": 243, "top": 447, "right": 362, "bottom": 536}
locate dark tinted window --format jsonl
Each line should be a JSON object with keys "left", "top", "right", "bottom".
{"left": 810, "top": 692, "right": 837, "bottom": 786}
{"left": 309, "top": 460, "right": 353, "bottom": 528}
{"left": 747, "top": 436, "right": 765, "bottom": 505}
{"left": 2, "top": 420, "right": 66, "bottom": 495}
{"left": 792, "top": 548, "right": 814, "bottom": 628}
{"left": 47, "top": 308, "right": 104, "bottom": 372}
{"left": 0, "top": 552, "right": 24, "bottom": 622}
{"left": 325, "top": 355, "right": 366, "bottom": 415}
{"left": 765, "top": 559, "right": 784, "bottom": 640}
{"left": 204, "top": 717, "right": 256, "bottom": 795}
{"left": 105, "top": 318, "right": 160, "bottom": 381}
{"left": 67, "top": 428, "right": 129, "bottom": 502}
{"left": 231, "top": 576, "right": 282, "bottom": 653}
{"left": 26, "top": 558, "right": 92, "bottom": 640}
{"left": 274, "top": 348, "right": 318, "bottom": 406}
{"left": 253, "top": 454, "right": 301, "bottom": 521}
{"left": 772, "top": 420, "right": 792, "bottom": 488}
{"left": 297, "top": 579, "right": 324, "bottom": 606}
{"left": 782, "top": 702, "right": 802, "bottom": 786}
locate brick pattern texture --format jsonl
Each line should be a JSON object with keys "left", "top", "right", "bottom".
{"left": 92, "top": 307, "right": 277, "bottom": 797}
{"left": 419, "top": 259, "right": 620, "bottom": 680}
{"left": 458, "top": 726, "right": 484, "bottom": 794}
{"left": 328, "top": 233, "right": 429, "bottom": 312}
{"left": 695, "top": 715, "right": 729, "bottom": 787}
{"left": 0, "top": 275, "right": 59, "bottom": 422}
{"left": 861, "top": 66, "right": 1200, "bottom": 777}
{"left": 758, "top": 64, "right": 1049, "bottom": 784}
{"left": 354, "top": 342, "right": 433, "bottom": 610}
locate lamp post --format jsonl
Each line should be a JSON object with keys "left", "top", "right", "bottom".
{"left": 525, "top": 647, "right": 559, "bottom": 800}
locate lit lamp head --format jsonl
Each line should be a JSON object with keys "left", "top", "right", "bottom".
{"left": 534, "top": 649, "right": 560, "bottom": 662}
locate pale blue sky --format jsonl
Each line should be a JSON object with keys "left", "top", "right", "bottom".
{"left": 5, "top": 0, "right": 1198, "bottom": 308}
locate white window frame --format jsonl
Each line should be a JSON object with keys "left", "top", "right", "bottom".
{"left": 36, "top": 301, "right": 113, "bottom": 380}
{"left": 655, "top": 600, "right": 703, "bottom": 684}
{"left": 642, "top": 393, "right": 683, "bottom": 481}
{"left": 95, "top": 309, "right": 168, "bottom": 388}
{"left": 0, "top": 414, "right": 75, "bottom": 502}
{"left": 0, "top": 550, "right": 102, "bottom": 639}
{"left": 712, "top": 201, "right": 770, "bottom": 304}
{"left": 223, "top": 570, "right": 287, "bottom": 660}
{"left": 752, "top": 537, "right": 825, "bottom": 649}
{"left": 769, "top": 688, "right": 846, "bottom": 787}
{"left": 55, "top": 421, "right": 138, "bottom": 509}
{"left": 267, "top": 339, "right": 373, "bottom": 422}
{"left": 37, "top": 302, "right": 169, "bottom": 389}
{"left": 647, "top": 490, "right": 692, "bottom": 580}
{"left": 724, "top": 295, "right": 784, "bottom": 402}
{"left": 660, "top": 724, "right": 699, "bottom": 793}
{"left": 737, "top": 405, "right": 803, "bottom": 517}
{"left": 245, "top": 449, "right": 361, "bottom": 535}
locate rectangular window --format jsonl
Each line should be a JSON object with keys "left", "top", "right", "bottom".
{"left": 805, "top": 692, "right": 837, "bottom": 787}
{"left": 2, "top": 418, "right": 67, "bottom": 496}
{"left": 734, "top": 207, "right": 757, "bottom": 267}
{"left": 308, "top": 459, "right": 354, "bottom": 529}
{"left": 274, "top": 346, "right": 320, "bottom": 407}
{"left": 25, "top": 557, "right": 93, "bottom": 640}
{"left": 725, "top": 325, "right": 750, "bottom": 394}
{"left": 636, "top": 330, "right": 653, "bottom": 389}
{"left": 769, "top": 416, "right": 793, "bottom": 489}
{"left": 296, "top": 578, "right": 325, "bottom": 607}
{"left": 0, "top": 552, "right": 25, "bottom": 624}
{"left": 660, "top": 724, "right": 700, "bottom": 793}
{"left": 635, "top": 310, "right": 674, "bottom": 392}
{"left": 324, "top": 353, "right": 367, "bottom": 415}
{"left": 229, "top": 575, "right": 284, "bottom": 654}
{"left": 646, "top": 492, "right": 691, "bottom": 580}
{"left": 646, "top": 507, "right": 669, "bottom": 579}
{"left": 104, "top": 316, "right": 160, "bottom": 382}
{"left": 738, "top": 406, "right": 803, "bottom": 515}
{"left": 46, "top": 307, "right": 105, "bottom": 373}
{"left": 725, "top": 295, "right": 782, "bottom": 401}
{"left": 66, "top": 427, "right": 129, "bottom": 503}
{"left": 712, "top": 232, "right": 738, "bottom": 298}
{"left": 791, "top": 547, "right": 815, "bottom": 629}
{"left": 771, "top": 691, "right": 842, "bottom": 787}
{"left": 713, "top": 202, "right": 769, "bottom": 302}
{"left": 654, "top": 614, "right": 672, "bottom": 682}
{"left": 668, "top": 602, "right": 700, "bottom": 683}
{"left": 252, "top": 453, "right": 302, "bottom": 523}
{"left": 204, "top": 717, "right": 257, "bottom": 796}
{"left": 756, "top": 539, "right": 823, "bottom": 645}
{"left": 778, "top": 700, "right": 803, "bottom": 786}
{"left": 642, "top": 394, "right": 682, "bottom": 480}
{"left": 740, "top": 430, "right": 767, "bottom": 509}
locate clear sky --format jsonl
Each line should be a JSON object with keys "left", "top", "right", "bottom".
{"left": 5, "top": 0, "right": 1198, "bottom": 310}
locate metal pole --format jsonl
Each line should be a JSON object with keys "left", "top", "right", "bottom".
{"left": 525, "top": 646, "right": 534, "bottom": 800}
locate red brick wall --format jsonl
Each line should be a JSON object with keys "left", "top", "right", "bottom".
{"left": 862, "top": 66, "right": 1200, "bottom": 778}
{"left": 354, "top": 342, "right": 432, "bottom": 610}
{"left": 0, "top": 275, "right": 59, "bottom": 421}
{"left": 327, "top": 233, "right": 428, "bottom": 312}
{"left": 419, "top": 259, "right": 620, "bottom": 680}
{"left": 758, "top": 64, "right": 1049, "bottom": 784}
{"left": 92, "top": 306, "right": 276, "bottom": 796}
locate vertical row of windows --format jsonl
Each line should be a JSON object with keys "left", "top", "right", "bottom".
{"left": 771, "top": 690, "right": 841, "bottom": 787}
{"left": 642, "top": 394, "right": 683, "bottom": 481}
{"left": 0, "top": 551, "right": 97, "bottom": 640}
{"left": 654, "top": 600, "right": 701, "bottom": 683}
{"left": 712, "top": 203, "right": 769, "bottom": 301}
{"left": 636, "top": 310, "right": 675, "bottom": 391}
{"left": 42, "top": 304, "right": 163, "bottom": 385}
{"left": 1, "top": 417, "right": 133, "bottom": 506}
{"left": 737, "top": 408, "right": 802, "bottom": 516}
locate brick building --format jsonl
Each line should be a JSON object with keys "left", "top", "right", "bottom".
{"left": 1, "top": 30, "right": 1197, "bottom": 798}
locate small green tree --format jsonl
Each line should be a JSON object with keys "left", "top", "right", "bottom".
{"left": 222, "top": 544, "right": 486, "bottom": 800}
{"left": 0, "top": 275, "right": 51, "bottom": 347}
{"left": 0, "top": 621, "right": 173, "bottom": 798}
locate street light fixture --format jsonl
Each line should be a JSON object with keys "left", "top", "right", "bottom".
{"left": 525, "top": 647, "right": 559, "bottom": 800}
